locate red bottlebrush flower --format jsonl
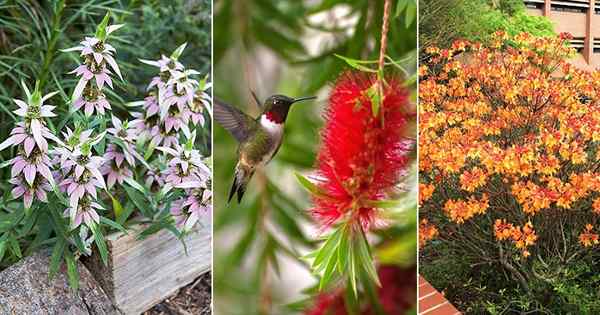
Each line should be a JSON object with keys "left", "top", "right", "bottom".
{"left": 304, "top": 265, "right": 416, "bottom": 315}
{"left": 305, "top": 290, "right": 347, "bottom": 315}
{"left": 311, "top": 71, "right": 412, "bottom": 230}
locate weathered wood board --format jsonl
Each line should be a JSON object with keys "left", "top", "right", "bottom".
{"left": 84, "top": 223, "right": 211, "bottom": 314}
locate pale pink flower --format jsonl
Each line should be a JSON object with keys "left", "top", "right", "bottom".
{"left": 10, "top": 176, "right": 51, "bottom": 209}
{"left": 70, "top": 64, "right": 113, "bottom": 100}
{"left": 158, "top": 141, "right": 210, "bottom": 188}
{"left": 10, "top": 150, "right": 53, "bottom": 185}
{"left": 101, "top": 161, "right": 133, "bottom": 188}
{"left": 63, "top": 36, "right": 122, "bottom": 80}
{"left": 145, "top": 167, "right": 165, "bottom": 189}
{"left": 171, "top": 188, "right": 211, "bottom": 231}
{"left": 64, "top": 198, "right": 103, "bottom": 228}
{"left": 73, "top": 94, "right": 111, "bottom": 117}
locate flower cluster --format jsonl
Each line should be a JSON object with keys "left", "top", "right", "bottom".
{"left": 0, "top": 84, "right": 58, "bottom": 209}
{"left": 159, "top": 134, "right": 211, "bottom": 231}
{"left": 133, "top": 44, "right": 202, "bottom": 150}
{"left": 63, "top": 23, "right": 123, "bottom": 116}
{"left": 494, "top": 219, "right": 538, "bottom": 257}
{"left": 419, "top": 219, "right": 438, "bottom": 247}
{"left": 55, "top": 133, "right": 106, "bottom": 228}
{"left": 310, "top": 71, "right": 413, "bottom": 230}
{"left": 419, "top": 32, "right": 599, "bottom": 260}
{"left": 579, "top": 224, "right": 599, "bottom": 247}
{"left": 101, "top": 116, "right": 140, "bottom": 188}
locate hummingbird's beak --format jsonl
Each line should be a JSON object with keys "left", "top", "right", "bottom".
{"left": 292, "top": 96, "right": 316, "bottom": 104}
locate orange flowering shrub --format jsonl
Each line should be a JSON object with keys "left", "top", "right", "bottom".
{"left": 420, "top": 32, "right": 600, "bottom": 296}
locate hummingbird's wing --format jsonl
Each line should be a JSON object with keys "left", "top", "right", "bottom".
{"left": 214, "top": 98, "right": 256, "bottom": 143}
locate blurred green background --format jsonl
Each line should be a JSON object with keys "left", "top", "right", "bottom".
{"left": 213, "top": 1, "right": 417, "bottom": 314}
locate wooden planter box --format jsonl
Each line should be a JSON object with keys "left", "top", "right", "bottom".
{"left": 84, "top": 223, "right": 211, "bottom": 314}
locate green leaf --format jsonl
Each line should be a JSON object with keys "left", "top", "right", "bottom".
{"left": 96, "top": 11, "right": 111, "bottom": 40}
{"left": 366, "top": 83, "right": 381, "bottom": 117}
{"left": 124, "top": 176, "right": 146, "bottom": 194}
{"left": 312, "top": 228, "right": 342, "bottom": 269}
{"left": 333, "top": 54, "right": 377, "bottom": 73}
{"left": 170, "top": 43, "right": 187, "bottom": 60}
{"left": 100, "top": 217, "right": 127, "bottom": 234}
{"left": 110, "top": 195, "right": 124, "bottom": 221}
{"left": 48, "top": 237, "right": 66, "bottom": 280}
{"left": 295, "top": 172, "right": 328, "bottom": 199}
{"left": 91, "top": 225, "right": 109, "bottom": 266}
{"left": 8, "top": 235, "right": 21, "bottom": 258}
{"left": 356, "top": 230, "right": 380, "bottom": 286}
{"left": 123, "top": 185, "right": 152, "bottom": 217}
{"left": 64, "top": 250, "right": 79, "bottom": 291}
{"left": 405, "top": 0, "right": 416, "bottom": 28}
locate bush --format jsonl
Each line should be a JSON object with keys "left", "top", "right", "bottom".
{"left": 419, "top": 32, "right": 600, "bottom": 314}
{"left": 419, "top": 0, "right": 554, "bottom": 49}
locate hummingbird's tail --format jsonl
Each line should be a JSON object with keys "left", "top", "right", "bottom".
{"left": 228, "top": 163, "right": 254, "bottom": 203}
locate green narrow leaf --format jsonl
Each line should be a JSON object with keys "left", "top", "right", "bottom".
{"left": 48, "top": 237, "right": 66, "bottom": 280}
{"left": 344, "top": 278, "right": 360, "bottom": 315}
{"left": 356, "top": 230, "right": 381, "bottom": 286}
{"left": 312, "top": 228, "right": 342, "bottom": 269}
{"left": 348, "top": 235, "right": 358, "bottom": 297}
{"left": 334, "top": 54, "right": 378, "bottom": 73}
{"left": 110, "top": 195, "right": 124, "bottom": 221}
{"left": 295, "top": 172, "right": 328, "bottom": 199}
{"left": 91, "top": 225, "right": 109, "bottom": 266}
{"left": 123, "top": 185, "right": 152, "bottom": 217}
{"left": 8, "top": 235, "right": 21, "bottom": 258}
{"left": 405, "top": 0, "right": 416, "bottom": 27}
{"left": 64, "top": 250, "right": 79, "bottom": 291}
{"left": 96, "top": 11, "right": 111, "bottom": 40}
{"left": 366, "top": 83, "right": 381, "bottom": 117}
{"left": 100, "top": 217, "right": 127, "bottom": 234}
{"left": 123, "top": 176, "right": 145, "bottom": 194}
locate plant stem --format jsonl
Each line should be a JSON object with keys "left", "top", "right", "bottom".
{"left": 38, "top": 0, "right": 66, "bottom": 91}
{"left": 378, "top": 0, "right": 392, "bottom": 74}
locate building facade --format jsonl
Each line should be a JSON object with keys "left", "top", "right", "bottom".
{"left": 525, "top": 0, "right": 599, "bottom": 69}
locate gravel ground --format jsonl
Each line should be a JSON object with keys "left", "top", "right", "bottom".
{"left": 144, "top": 272, "right": 212, "bottom": 315}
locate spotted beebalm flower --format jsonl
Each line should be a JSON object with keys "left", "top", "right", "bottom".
{"left": 63, "top": 36, "right": 122, "bottom": 80}
{"left": 310, "top": 72, "right": 412, "bottom": 230}
{"left": 64, "top": 24, "right": 122, "bottom": 112}
{"left": 10, "top": 176, "right": 52, "bottom": 209}
{"left": 158, "top": 136, "right": 210, "bottom": 188}
{"left": 101, "top": 144, "right": 134, "bottom": 188}
{"left": 0, "top": 83, "right": 61, "bottom": 209}
{"left": 185, "top": 82, "right": 211, "bottom": 127}
{"left": 144, "top": 166, "right": 165, "bottom": 189}
{"left": 72, "top": 85, "right": 111, "bottom": 117}
{"left": 139, "top": 44, "right": 185, "bottom": 93}
{"left": 171, "top": 187, "right": 211, "bottom": 231}
{"left": 57, "top": 134, "right": 106, "bottom": 215}
{"left": 162, "top": 69, "right": 200, "bottom": 114}
{"left": 64, "top": 197, "right": 103, "bottom": 228}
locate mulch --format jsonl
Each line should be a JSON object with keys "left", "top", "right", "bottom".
{"left": 144, "top": 272, "right": 212, "bottom": 315}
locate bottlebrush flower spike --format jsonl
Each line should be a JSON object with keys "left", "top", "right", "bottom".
{"left": 310, "top": 71, "right": 412, "bottom": 230}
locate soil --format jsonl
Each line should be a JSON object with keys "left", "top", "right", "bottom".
{"left": 144, "top": 272, "right": 212, "bottom": 315}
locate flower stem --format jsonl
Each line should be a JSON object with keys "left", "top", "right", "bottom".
{"left": 377, "top": 0, "right": 392, "bottom": 75}
{"left": 38, "top": 0, "right": 66, "bottom": 90}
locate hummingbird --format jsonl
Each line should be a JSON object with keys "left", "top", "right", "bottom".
{"left": 214, "top": 93, "right": 316, "bottom": 203}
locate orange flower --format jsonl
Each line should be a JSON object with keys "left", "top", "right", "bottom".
{"left": 593, "top": 198, "right": 600, "bottom": 215}
{"left": 419, "top": 219, "right": 439, "bottom": 247}
{"left": 459, "top": 167, "right": 487, "bottom": 192}
{"left": 579, "top": 224, "right": 599, "bottom": 247}
{"left": 419, "top": 183, "right": 435, "bottom": 205}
